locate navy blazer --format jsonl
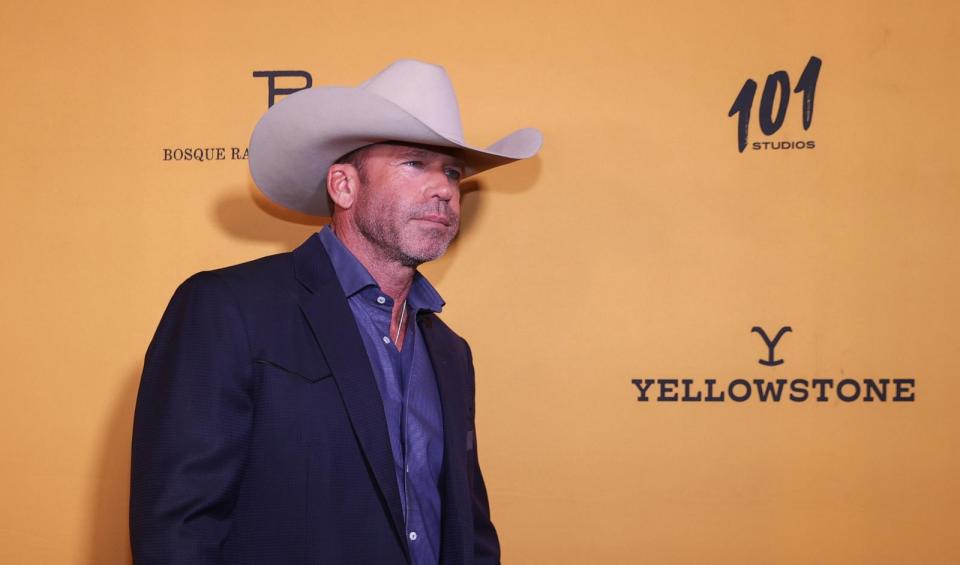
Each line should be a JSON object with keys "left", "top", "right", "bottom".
{"left": 130, "top": 234, "right": 499, "bottom": 565}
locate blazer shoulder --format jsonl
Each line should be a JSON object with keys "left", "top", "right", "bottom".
{"left": 195, "top": 234, "right": 334, "bottom": 301}
{"left": 159, "top": 250, "right": 302, "bottom": 334}
{"left": 206, "top": 250, "right": 296, "bottom": 289}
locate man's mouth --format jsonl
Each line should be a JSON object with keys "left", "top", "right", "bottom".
{"left": 414, "top": 214, "right": 453, "bottom": 226}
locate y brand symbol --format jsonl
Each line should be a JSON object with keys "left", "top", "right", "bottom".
{"left": 751, "top": 326, "right": 792, "bottom": 366}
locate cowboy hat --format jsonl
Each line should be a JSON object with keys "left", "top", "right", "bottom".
{"left": 248, "top": 59, "right": 543, "bottom": 216}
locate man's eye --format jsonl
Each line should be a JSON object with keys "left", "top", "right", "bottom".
{"left": 445, "top": 168, "right": 463, "bottom": 181}
{"left": 404, "top": 160, "right": 424, "bottom": 168}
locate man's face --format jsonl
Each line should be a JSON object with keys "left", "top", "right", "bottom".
{"left": 351, "top": 143, "right": 464, "bottom": 267}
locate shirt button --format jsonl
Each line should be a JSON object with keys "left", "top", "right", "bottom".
{"left": 377, "top": 296, "right": 386, "bottom": 304}
{"left": 382, "top": 336, "right": 391, "bottom": 344}
{"left": 409, "top": 531, "right": 418, "bottom": 541}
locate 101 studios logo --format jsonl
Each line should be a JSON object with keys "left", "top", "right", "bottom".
{"left": 728, "top": 56, "right": 823, "bottom": 153}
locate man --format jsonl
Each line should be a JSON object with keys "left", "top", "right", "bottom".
{"left": 130, "top": 59, "right": 541, "bottom": 565}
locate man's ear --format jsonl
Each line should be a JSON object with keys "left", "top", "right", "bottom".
{"left": 327, "top": 164, "right": 360, "bottom": 210}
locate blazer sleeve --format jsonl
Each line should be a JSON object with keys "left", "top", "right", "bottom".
{"left": 464, "top": 341, "right": 501, "bottom": 565}
{"left": 130, "top": 271, "right": 255, "bottom": 565}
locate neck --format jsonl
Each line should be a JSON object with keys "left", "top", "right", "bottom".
{"left": 331, "top": 221, "right": 415, "bottom": 350}
{"left": 331, "top": 221, "right": 416, "bottom": 303}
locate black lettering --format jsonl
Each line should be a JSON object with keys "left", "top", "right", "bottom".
{"left": 794, "top": 56, "right": 823, "bottom": 130}
{"left": 754, "top": 379, "right": 786, "bottom": 402}
{"left": 759, "top": 70, "right": 790, "bottom": 135}
{"left": 893, "top": 379, "right": 915, "bottom": 402}
{"left": 658, "top": 379, "right": 679, "bottom": 401}
{"left": 681, "top": 379, "right": 702, "bottom": 402}
{"left": 863, "top": 379, "right": 889, "bottom": 402}
{"left": 632, "top": 379, "right": 655, "bottom": 402}
{"left": 728, "top": 79, "right": 758, "bottom": 153}
{"left": 789, "top": 379, "right": 810, "bottom": 402}
{"left": 836, "top": 379, "right": 861, "bottom": 402}
{"left": 253, "top": 70, "right": 313, "bottom": 108}
{"left": 729, "top": 379, "right": 752, "bottom": 402}
{"left": 811, "top": 379, "right": 834, "bottom": 401}
{"left": 705, "top": 379, "right": 725, "bottom": 402}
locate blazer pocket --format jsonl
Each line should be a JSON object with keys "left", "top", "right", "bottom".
{"left": 254, "top": 357, "right": 332, "bottom": 383}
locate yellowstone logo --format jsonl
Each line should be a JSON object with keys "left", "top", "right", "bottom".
{"left": 630, "top": 326, "right": 915, "bottom": 403}
{"left": 728, "top": 56, "right": 822, "bottom": 153}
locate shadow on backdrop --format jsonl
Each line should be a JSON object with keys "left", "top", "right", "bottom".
{"left": 424, "top": 155, "right": 542, "bottom": 281}
{"left": 214, "top": 180, "right": 328, "bottom": 252}
{"left": 88, "top": 363, "right": 140, "bottom": 565}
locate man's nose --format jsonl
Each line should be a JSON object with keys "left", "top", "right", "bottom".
{"left": 426, "top": 170, "right": 456, "bottom": 202}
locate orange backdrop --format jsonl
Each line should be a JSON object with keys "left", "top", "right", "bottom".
{"left": 1, "top": 1, "right": 958, "bottom": 563}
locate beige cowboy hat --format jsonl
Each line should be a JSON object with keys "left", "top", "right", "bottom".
{"left": 248, "top": 59, "right": 543, "bottom": 216}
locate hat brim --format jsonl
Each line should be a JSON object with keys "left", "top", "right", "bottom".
{"left": 249, "top": 86, "right": 542, "bottom": 216}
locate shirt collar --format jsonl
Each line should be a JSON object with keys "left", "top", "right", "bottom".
{"left": 316, "top": 226, "right": 445, "bottom": 314}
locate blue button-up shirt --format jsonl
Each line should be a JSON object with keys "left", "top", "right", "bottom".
{"left": 318, "top": 227, "right": 445, "bottom": 565}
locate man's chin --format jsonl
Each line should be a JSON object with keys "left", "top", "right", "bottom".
{"left": 399, "top": 241, "right": 454, "bottom": 267}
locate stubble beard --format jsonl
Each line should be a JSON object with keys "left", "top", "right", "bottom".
{"left": 355, "top": 205, "right": 460, "bottom": 268}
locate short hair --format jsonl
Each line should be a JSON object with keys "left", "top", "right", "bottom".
{"left": 333, "top": 145, "right": 371, "bottom": 176}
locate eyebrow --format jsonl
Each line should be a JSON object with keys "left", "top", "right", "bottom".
{"left": 398, "top": 148, "right": 465, "bottom": 169}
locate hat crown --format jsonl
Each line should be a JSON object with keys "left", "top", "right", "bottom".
{"left": 359, "top": 59, "right": 464, "bottom": 141}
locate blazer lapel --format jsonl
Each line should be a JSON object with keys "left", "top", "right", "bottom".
{"left": 420, "top": 314, "right": 471, "bottom": 565}
{"left": 292, "top": 236, "right": 410, "bottom": 560}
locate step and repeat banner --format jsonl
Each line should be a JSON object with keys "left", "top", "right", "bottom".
{"left": 2, "top": 1, "right": 958, "bottom": 563}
